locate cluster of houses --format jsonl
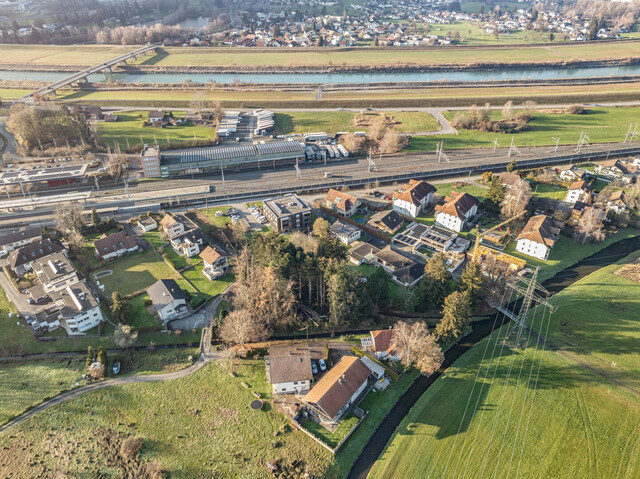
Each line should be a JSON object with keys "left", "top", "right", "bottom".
{"left": 266, "top": 329, "right": 397, "bottom": 426}
{"left": 1, "top": 227, "right": 104, "bottom": 334}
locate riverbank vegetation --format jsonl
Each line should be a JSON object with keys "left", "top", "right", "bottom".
{"left": 369, "top": 249, "right": 640, "bottom": 479}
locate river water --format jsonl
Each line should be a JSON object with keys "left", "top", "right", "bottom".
{"left": 347, "top": 235, "right": 640, "bottom": 479}
{"left": 1, "top": 64, "right": 640, "bottom": 85}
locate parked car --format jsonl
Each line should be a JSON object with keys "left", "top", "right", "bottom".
{"left": 319, "top": 359, "right": 327, "bottom": 371}
{"left": 0, "top": 249, "right": 8, "bottom": 258}
{"left": 28, "top": 298, "right": 36, "bottom": 305}
{"left": 96, "top": 168, "right": 106, "bottom": 173}
{"left": 311, "top": 361, "right": 318, "bottom": 375}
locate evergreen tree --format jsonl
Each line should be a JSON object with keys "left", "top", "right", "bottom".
{"left": 458, "top": 259, "right": 485, "bottom": 307}
{"left": 418, "top": 253, "right": 451, "bottom": 309}
{"left": 506, "top": 159, "right": 518, "bottom": 173}
{"left": 90, "top": 207, "right": 101, "bottom": 228}
{"left": 86, "top": 345, "right": 94, "bottom": 369}
{"left": 97, "top": 347, "right": 108, "bottom": 367}
{"left": 487, "top": 176, "right": 505, "bottom": 207}
{"left": 366, "top": 266, "right": 389, "bottom": 309}
{"left": 435, "top": 290, "right": 472, "bottom": 343}
{"left": 111, "top": 291, "right": 132, "bottom": 323}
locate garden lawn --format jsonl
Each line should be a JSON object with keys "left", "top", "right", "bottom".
{"left": 200, "top": 206, "right": 231, "bottom": 227}
{"left": 355, "top": 264, "right": 406, "bottom": 308}
{"left": 409, "top": 106, "right": 640, "bottom": 151}
{"left": 370, "top": 250, "right": 640, "bottom": 479}
{"left": 302, "top": 414, "right": 360, "bottom": 449}
{"left": 180, "top": 266, "right": 234, "bottom": 301}
{"left": 97, "top": 110, "right": 217, "bottom": 150}
{"left": 93, "top": 249, "right": 181, "bottom": 296}
{"left": 503, "top": 228, "right": 639, "bottom": 283}
{"left": 127, "top": 294, "right": 157, "bottom": 329}
{"left": 0, "top": 360, "right": 334, "bottom": 478}
{"left": 162, "top": 245, "right": 194, "bottom": 270}
{"left": 143, "top": 230, "right": 168, "bottom": 250}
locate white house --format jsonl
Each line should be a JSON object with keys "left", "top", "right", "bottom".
{"left": 435, "top": 191, "right": 479, "bottom": 232}
{"left": 160, "top": 214, "right": 186, "bottom": 238}
{"left": 303, "top": 356, "right": 372, "bottom": 423}
{"left": 266, "top": 351, "right": 313, "bottom": 395}
{"left": 324, "top": 189, "right": 361, "bottom": 217}
{"left": 0, "top": 226, "right": 42, "bottom": 252}
{"left": 50, "top": 281, "right": 104, "bottom": 333}
{"left": 330, "top": 220, "right": 361, "bottom": 245}
{"left": 515, "top": 215, "right": 562, "bottom": 261}
{"left": 361, "top": 329, "right": 400, "bottom": 361}
{"left": 31, "top": 252, "right": 79, "bottom": 294}
{"left": 138, "top": 216, "right": 158, "bottom": 232}
{"left": 170, "top": 229, "right": 206, "bottom": 258}
{"left": 392, "top": 179, "right": 436, "bottom": 218}
{"left": 94, "top": 231, "right": 139, "bottom": 261}
{"left": 146, "top": 279, "right": 189, "bottom": 323}
{"left": 604, "top": 190, "right": 627, "bottom": 214}
{"left": 564, "top": 180, "right": 593, "bottom": 205}
{"left": 200, "top": 245, "right": 229, "bottom": 280}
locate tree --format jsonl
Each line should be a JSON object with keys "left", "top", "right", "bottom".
{"left": 393, "top": 321, "right": 444, "bottom": 375}
{"left": 573, "top": 207, "right": 605, "bottom": 244}
{"left": 111, "top": 291, "right": 133, "bottom": 323}
{"left": 114, "top": 324, "right": 138, "bottom": 349}
{"left": 487, "top": 176, "right": 505, "bottom": 207}
{"left": 435, "top": 290, "right": 472, "bottom": 343}
{"left": 189, "top": 91, "right": 207, "bottom": 119}
{"left": 506, "top": 159, "right": 517, "bottom": 173}
{"left": 313, "top": 217, "right": 330, "bottom": 238}
{"left": 106, "top": 152, "right": 127, "bottom": 177}
{"left": 500, "top": 176, "right": 532, "bottom": 218}
{"left": 418, "top": 253, "right": 451, "bottom": 309}
{"left": 327, "top": 266, "right": 359, "bottom": 328}
{"left": 86, "top": 345, "right": 95, "bottom": 369}
{"left": 501, "top": 100, "right": 514, "bottom": 121}
{"left": 90, "top": 207, "right": 101, "bottom": 228}
{"left": 55, "top": 201, "right": 84, "bottom": 233}
{"left": 366, "top": 266, "right": 390, "bottom": 310}
{"left": 458, "top": 259, "right": 485, "bottom": 306}
{"left": 97, "top": 347, "right": 108, "bottom": 367}
{"left": 219, "top": 309, "right": 270, "bottom": 347}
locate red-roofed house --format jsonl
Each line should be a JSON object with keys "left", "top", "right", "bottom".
{"left": 435, "top": 191, "right": 479, "bottom": 232}
{"left": 564, "top": 180, "right": 592, "bottom": 205}
{"left": 392, "top": 179, "right": 436, "bottom": 218}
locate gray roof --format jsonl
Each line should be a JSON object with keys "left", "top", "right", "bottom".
{"left": 330, "top": 220, "right": 359, "bottom": 237}
{"left": 167, "top": 141, "right": 305, "bottom": 166}
{"left": 268, "top": 355, "right": 313, "bottom": 384}
{"left": 0, "top": 226, "right": 41, "bottom": 248}
{"left": 51, "top": 281, "right": 99, "bottom": 317}
{"left": 146, "top": 279, "right": 188, "bottom": 309}
{"left": 33, "top": 252, "right": 76, "bottom": 283}
{"left": 8, "top": 239, "right": 64, "bottom": 268}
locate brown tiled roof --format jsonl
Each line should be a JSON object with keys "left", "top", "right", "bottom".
{"left": 349, "top": 241, "right": 380, "bottom": 262}
{"left": 516, "top": 215, "right": 561, "bottom": 247}
{"left": 200, "top": 245, "right": 226, "bottom": 265}
{"left": 268, "top": 355, "right": 313, "bottom": 384}
{"left": 392, "top": 179, "right": 436, "bottom": 206}
{"left": 371, "top": 330, "right": 396, "bottom": 355}
{"left": 499, "top": 172, "right": 522, "bottom": 188}
{"left": 435, "top": 191, "right": 479, "bottom": 220}
{"left": 303, "top": 356, "right": 371, "bottom": 419}
{"left": 373, "top": 245, "right": 416, "bottom": 269}
{"left": 160, "top": 214, "right": 178, "bottom": 228}
{"left": 94, "top": 231, "right": 137, "bottom": 258}
{"left": 608, "top": 190, "right": 625, "bottom": 202}
{"left": 8, "top": 240, "right": 64, "bottom": 269}
{"left": 325, "top": 188, "right": 358, "bottom": 213}
{"left": 568, "top": 180, "right": 592, "bottom": 192}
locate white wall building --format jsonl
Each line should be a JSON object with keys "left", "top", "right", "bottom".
{"left": 435, "top": 191, "right": 479, "bottom": 232}
{"left": 515, "top": 215, "right": 562, "bottom": 261}
{"left": 392, "top": 179, "right": 436, "bottom": 218}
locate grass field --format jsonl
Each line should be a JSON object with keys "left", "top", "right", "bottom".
{"left": 180, "top": 267, "right": 233, "bottom": 301}
{"left": 275, "top": 111, "right": 440, "bottom": 135}
{"left": 409, "top": 106, "right": 640, "bottom": 151}
{"left": 0, "top": 360, "right": 334, "bottom": 478}
{"left": 97, "top": 110, "right": 217, "bottom": 150}
{"left": 128, "top": 293, "right": 157, "bottom": 329}
{"left": 0, "top": 44, "right": 146, "bottom": 66}
{"left": 370, "top": 251, "right": 640, "bottom": 478}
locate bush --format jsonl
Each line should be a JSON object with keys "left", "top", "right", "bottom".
{"left": 120, "top": 436, "right": 144, "bottom": 459}
{"left": 565, "top": 105, "right": 586, "bottom": 115}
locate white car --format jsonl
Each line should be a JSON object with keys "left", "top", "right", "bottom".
{"left": 0, "top": 249, "right": 8, "bottom": 258}
{"left": 96, "top": 168, "right": 106, "bottom": 173}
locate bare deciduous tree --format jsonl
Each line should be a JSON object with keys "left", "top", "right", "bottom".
{"left": 55, "top": 201, "right": 84, "bottom": 233}
{"left": 219, "top": 309, "right": 270, "bottom": 347}
{"left": 500, "top": 176, "right": 532, "bottom": 218}
{"left": 393, "top": 321, "right": 444, "bottom": 375}
{"left": 289, "top": 231, "right": 319, "bottom": 254}
{"left": 573, "top": 206, "right": 605, "bottom": 244}
{"left": 114, "top": 324, "right": 138, "bottom": 349}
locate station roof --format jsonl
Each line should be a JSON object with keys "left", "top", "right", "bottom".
{"left": 0, "top": 164, "right": 88, "bottom": 186}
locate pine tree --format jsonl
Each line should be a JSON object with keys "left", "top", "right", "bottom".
{"left": 487, "top": 176, "right": 505, "bottom": 206}
{"left": 97, "top": 347, "right": 108, "bottom": 367}
{"left": 86, "top": 345, "right": 94, "bottom": 369}
{"left": 458, "top": 259, "right": 485, "bottom": 306}
{"left": 418, "top": 253, "right": 451, "bottom": 309}
{"left": 506, "top": 159, "right": 517, "bottom": 173}
{"left": 111, "top": 291, "right": 132, "bottom": 323}
{"left": 435, "top": 290, "right": 472, "bottom": 343}
{"left": 91, "top": 207, "right": 101, "bottom": 228}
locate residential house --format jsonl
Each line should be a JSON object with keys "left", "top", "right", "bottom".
{"left": 392, "top": 179, "right": 436, "bottom": 218}
{"left": 330, "top": 220, "right": 361, "bottom": 245}
{"left": 160, "top": 214, "right": 186, "bottom": 238}
{"left": 559, "top": 167, "right": 586, "bottom": 182}
{"left": 303, "top": 356, "right": 372, "bottom": 423}
{"left": 31, "top": 252, "right": 79, "bottom": 295}
{"left": 170, "top": 229, "right": 207, "bottom": 258}
{"left": 571, "top": 202, "right": 607, "bottom": 224}
{"left": 50, "top": 281, "right": 104, "bottom": 333}
{"left": 0, "top": 226, "right": 42, "bottom": 252}
{"left": 368, "top": 209, "right": 404, "bottom": 235}
{"left": 596, "top": 159, "right": 638, "bottom": 183}
{"left": 499, "top": 172, "right": 522, "bottom": 191}
{"left": 515, "top": 215, "right": 562, "bottom": 261}
{"left": 435, "top": 191, "right": 479, "bottom": 232}
{"left": 138, "top": 216, "right": 158, "bottom": 232}
{"left": 361, "top": 329, "right": 400, "bottom": 361}
{"left": 263, "top": 194, "right": 312, "bottom": 233}
{"left": 8, "top": 239, "right": 64, "bottom": 275}
{"left": 348, "top": 241, "right": 381, "bottom": 266}
{"left": 94, "top": 231, "right": 139, "bottom": 261}
{"left": 324, "top": 189, "right": 360, "bottom": 217}
{"left": 266, "top": 346, "right": 313, "bottom": 395}
{"left": 564, "top": 180, "right": 593, "bottom": 205}
{"left": 148, "top": 110, "right": 173, "bottom": 124}
{"left": 371, "top": 246, "right": 425, "bottom": 288}
{"left": 200, "top": 245, "right": 229, "bottom": 280}
{"left": 83, "top": 106, "right": 104, "bottom": 120}
{"left": 604, "top": 190, "right": 627, "bottom": 214}
{"left": 146, "top": 279, "right": 190, "bottom": 323}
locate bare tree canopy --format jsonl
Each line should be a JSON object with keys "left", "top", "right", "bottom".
{"left": 573, "top": 207, "right": 606, "bottom": 244}
{"left": 501, "top": 175, "right": 532, "bottom": 218}
{"left": 219, "top": 309, "right": 270, "bottom": 347}
{"left": 54, "top": 201, "right": 84, "bottom": 233}
{"left": 393, "top": 321, "right": 444, "bottom": 375}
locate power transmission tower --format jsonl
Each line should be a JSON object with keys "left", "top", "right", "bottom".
{"left": 625, "top": 123, "right": 639, "bottom": 142}
{"left": 504, "top": 268, "right": 554, "bottom": 349}
{"left": 493, "top": 137, "right": 499, "bottom": 153}
{"left": 551, "top": 137, "right": 560, "bottom": 152}
{"left": 295, "top": 157, "right": 302, "bottom": 180}
{"left": 507, "top": 136, "right": 521, "bottom": 157}
{"left": 576, "top": 131, "right": 590, "bottom": 152}
{"left": 367, "top": 148, "right": 377, "bottom": 172}
{"left": 436, "top": 141, "right": 450, "bottom": 163}
{"left": 123, "top": 178, "right": 130, "bottom": 199}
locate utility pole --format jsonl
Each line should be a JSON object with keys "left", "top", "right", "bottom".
{"left": 367, "top": 148, "right": 377, "bottom": 172}
{"left": 507, "top": 136, "right": 521, "bottom": 157}
{"left": 295, "top": 157, "right": 302, "bottom": 180}
{"left": 94, "top": 175, "right": 100, "bottom": 191}
{"left": 551, "top": 137, "right": 560, "bottom": 152}
{"left": 123, "top": 178, "right": 130, "bottom": 199}
{"left": 436, "top": 141, "right": 449, "bottom": 163}
{"left": 576, "top": 131, "right": 590, "bottom": 153}
{"left": 493, "top": 137, "right": 499, "bottom": 153}
{"left": 220, "top": 163, "right": 225, "bottom": 188}
{"left": 625, "top": 123, "right": 639, "bottom": 143}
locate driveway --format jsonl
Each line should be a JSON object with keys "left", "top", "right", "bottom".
{"left": 0, "top": 270, "right": 39, "bottom": 316}
{"left": 168, "top": 294, "right": 227, "bottom": 331}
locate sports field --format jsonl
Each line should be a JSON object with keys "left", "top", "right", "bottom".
{"left": 369, "top": 250, "right": 640, "bottom": 479}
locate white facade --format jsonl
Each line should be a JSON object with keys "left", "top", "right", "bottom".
{"left": 165, "top": 222, "right": 186, "bottom": 238}
{"left": 564, "top": 188, "right": 586, "bottom": 205}
{"left": 65, "top": 305, "right": 104, "bottom": 333}
{"left": 156, "top": 299, "right": 189, "bottom": 322}
{"left": 393, "top": 191, "right": 434, "bottom": 218}
{"left": 172, "top": 238, "right": 201, "bottom": 257}
{"left": 335, "top": 228, "right": 361, "bottom": 245}
{"left": 273, "top": 379, "right": 311, "bottom": 395}
{"left": 515, "top": 237, "right": 551, "bottom": 261}
{"left": 435, "top": 204, "right": 477, "bottom": 233}
{"left": 99, "top": 244, "right": 138, "bottom": 261}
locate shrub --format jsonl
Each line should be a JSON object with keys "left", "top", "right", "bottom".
{"left": 565, "top": 105, "right": 586, "bottom": 115}
{"left": 120, "top": 436, "right": 144, "bottom": 459}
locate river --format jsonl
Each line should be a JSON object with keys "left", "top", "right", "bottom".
{"left": 2, "top": 64, "right": 640, "bottom": 85}
{"left": 347, "top": 234, "right": 640, "bottom": 479}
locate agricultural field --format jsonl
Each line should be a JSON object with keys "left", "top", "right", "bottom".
{"left": 370, "top": 251, "right": 640, "bottom": 479}
{"left": 0, "top": 44, "right": 144, "bottom": 66}
{"left": 97, "top": 110, "right": 217, "bottom": 150}
{"left": 275, "top": 111, "right": 440, "bottom": 136}
{"left": 0, "top": 360, "right": 334, "bottom": 478}
{"left": 409, "top": 106, "right": 640, "bottom": 151}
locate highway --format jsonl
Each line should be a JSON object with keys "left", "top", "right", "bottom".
{"left": 22, "top": 44, "right": 158, "bottom": 101}
{"left": 2, "top": 140, "right": 639, "bottom": 230}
